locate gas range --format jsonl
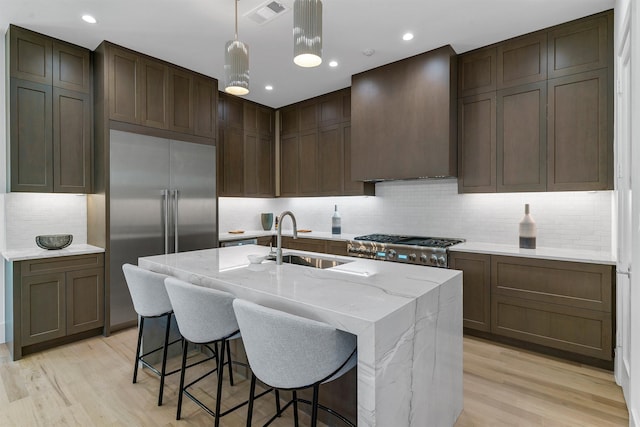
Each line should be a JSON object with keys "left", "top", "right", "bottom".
{"left": 346, "top": 234, "right": 465, "bottom": 268}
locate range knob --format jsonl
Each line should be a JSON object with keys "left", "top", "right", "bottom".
{"left": 430, "top": 254, "right": 438, "bottom": 265}
{"left": 420, "top": 254, "right": 428, "bottom": 263}
{"left": 387, "top": 249, "right": 396, "bottom": 259}
{"left": 437, "top": 256, "right": 446, "bottom": 266}
{"left": 409, "top": 253, "right": 417, "bottom": 261}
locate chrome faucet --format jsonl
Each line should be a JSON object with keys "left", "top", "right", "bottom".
{"left": 276, "top": 211, "right": 298, "bottom": 265}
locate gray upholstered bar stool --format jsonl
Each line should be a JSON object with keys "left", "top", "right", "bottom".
{"left": 122, "top": 263, "right": 182, "bottom": 406}
{"left": 233, "top": 299, "right": 358, "bottom": 427}
{"left": 165, "top": 277, "right": 273, "bottom": 427}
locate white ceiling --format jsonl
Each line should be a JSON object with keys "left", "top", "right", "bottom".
{"left": 1, "top": 0, "right": 614, "bottom": 108}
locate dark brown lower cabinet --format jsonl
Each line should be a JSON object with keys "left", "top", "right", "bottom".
{"left": 6, "top": 253, "right": 105, "bottom": 361}
{"left": 449, "top": 252, "right": 491, "bottom": 332}
{"left": 452, "top": 251, "right": 614, "bottom": 364}
{"left": 490, "top": 255, "right": 613, "bottom": 361}
{"left": 281, "top": 237, "right": 347, "bottom": 256}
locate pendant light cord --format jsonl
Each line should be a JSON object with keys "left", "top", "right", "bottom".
{"left": 234, "top": 0, "right": 239, "bottom": 41}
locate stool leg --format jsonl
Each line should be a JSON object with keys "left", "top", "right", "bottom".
{"left": 176, "top": 339, "right": 189, "bottom": 420}
{"left": 214, "top": 339, "right": 226, "bottom": 427}
{"left": 158, "top": 312, "right": 172, "bottom": 406}
{"left": 226, "top": 339, "right": 235, "bottom": 386}
{"left": 292, "top": 390, "right": 299, "bottom": 427}
{"left": 246, "top": 373, "right": 257, "bottom": 427}
{"left": 310, "top": 384, "right": 320, "bottom": 427}
{"left": 275, "top": 389, "right": 281, "bottom": 416}
{"left": 133, "top": 316, "right": 144, "bottom": 384}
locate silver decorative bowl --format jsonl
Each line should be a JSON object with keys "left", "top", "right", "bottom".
{"left": 35, "top": 234, "right": 73, "bottom": 250}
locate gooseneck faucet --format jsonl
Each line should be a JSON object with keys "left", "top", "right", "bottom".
{"left": 276, "top": 211, "right": 298, "bottom": 265}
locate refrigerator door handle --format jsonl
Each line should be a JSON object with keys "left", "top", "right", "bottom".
{"left": 173, "top": 189, "right": 179, "bottom": 253}
{"left": 163, "top": 189, "right": 170, "bottom": 254}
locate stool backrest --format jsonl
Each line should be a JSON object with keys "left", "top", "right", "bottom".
{"left": 122, "top": 263, "right": 172, "bottom": 317}
{"left": 232, "top": 299, "right": 357, "bottom": 389}
{"left": 164, "top": 277, "right": 239, "bottom": 344}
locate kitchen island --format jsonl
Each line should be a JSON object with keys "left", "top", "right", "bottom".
{"left": 139, "top": 245, "right": 463, "bottom": 426}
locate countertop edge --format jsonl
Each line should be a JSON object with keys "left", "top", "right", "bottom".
{"left": 450, "top": 242, "right": 616, "bottom": 265}
{"left": 2, "top": 244, "right": 106, "bottom": 262}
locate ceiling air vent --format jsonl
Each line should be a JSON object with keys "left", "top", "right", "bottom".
{"left": 245, "top": 1, "right": 289, "bottom": 25}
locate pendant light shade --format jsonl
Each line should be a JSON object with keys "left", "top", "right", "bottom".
{"left": 225, "top": 0, "right": 249, "bottom": 95}
{"left": 293, "top": 0, "right": 322, "bottom": 67}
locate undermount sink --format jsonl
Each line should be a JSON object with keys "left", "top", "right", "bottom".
{"left": 278, "top": 254, "right": 352, "bottom": 269}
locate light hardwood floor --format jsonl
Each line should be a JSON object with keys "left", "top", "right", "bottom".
{"left": 0, "top": 329, "right": 629, "bottom": 426}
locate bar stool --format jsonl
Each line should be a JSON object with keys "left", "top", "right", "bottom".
{"left": 122, "top": 263, "right": 182, "bottom": 406}
{"left": 164, "top": 278, "right": 274, "bottom": 426}
{"left": 233, "top": 299, "right": 358, "bottom": 427}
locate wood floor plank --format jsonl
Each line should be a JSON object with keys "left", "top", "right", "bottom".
{"left": 0, "top": 330, "right": 628, "bottom": 426}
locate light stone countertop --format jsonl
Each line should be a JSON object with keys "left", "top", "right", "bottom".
{"left": 2, "top": 244, "right": 105, "bottom": 262}
{"left": 450, "top": 241, "right": 616, "bottom": 265}
{"left": 139, "top": 244, "right": 463, "bottom": 426}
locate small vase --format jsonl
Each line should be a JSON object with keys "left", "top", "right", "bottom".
{"left": 519, "top": 204, "right": 537, "bottom": 249}
{"left": 261, "top": 213, "right": 274, "bottom": 231}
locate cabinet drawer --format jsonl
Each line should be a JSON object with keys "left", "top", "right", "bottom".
{"left": 492, "top": 295, "right": 612, "bottom": 360}
{"left": 281, "top": 237, "right": 326, "bottom": 253}
{"left": 491, "top": 256, "right": 612, "bottom": 312}
{"left": 22, "top": 253, "right": 104, "bottom": 276}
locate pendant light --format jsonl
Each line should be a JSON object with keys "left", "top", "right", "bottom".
{"left": 225, "top": 0, "right": 249, "bottom": 95}
{"left": 293, "top": 0, "right": 322, "bottom": 67}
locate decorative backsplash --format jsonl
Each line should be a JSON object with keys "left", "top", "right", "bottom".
{"left": 2, "top": 193, "right": 88, "bottom": 250}
{"left": 219, "top": 179, "right": 613, "bottom": 253}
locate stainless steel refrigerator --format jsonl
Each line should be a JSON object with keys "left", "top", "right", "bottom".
{"left": 109, "top": 129, "right": 217, "bottom": 330}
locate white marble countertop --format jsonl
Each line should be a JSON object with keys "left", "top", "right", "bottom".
{"left": 219, "top": 229, "right": 360, "bottom": 242}
{"left": 450, "top": 242, "right": 616, "bottom": 265}
{"left": 2, "top": 244, "right": 105, "bottom": 262}
{"left": 139, "top": 245, "right": 463, "bottom": 426}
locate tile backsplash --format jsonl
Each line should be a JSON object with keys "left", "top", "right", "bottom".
{"left": 219, "top": 179, "right": 613, "bottom": 253}
{"left": 3, "top": 193, "right": 88, "bottom": 250}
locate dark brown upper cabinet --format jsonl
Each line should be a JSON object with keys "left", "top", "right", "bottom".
{"left": 7, "top": 26, "right": 92, "bottom": 194}
{"left": 458, "top": 46, "right": 497, "bottom": 97}
{"left": 351, "top": 45, "right": 458, "bottom": 181}
{"left": 457, "top": 10, "right": 612, "bottom": 194}
{"left": 547, "top": 69, "right": 610, "bottom": 191}
{"left": 217, "top": 93, "right": 275, "bottom": 197}
{"left": 497, "top": 32, "right": 547, "bottom": 89}
{"left": 279, "top": 88, "right": 374, "bottom": 197}
{"left": 497, "top": 82, "right": 547, "bottom": 192}
{"left": 101, "top": 42, "right": 217, "bottom": 145}
{"left": 458, "top": 92, "right": 496, "bottom": 193}
{"left": 548, "top": 13, "right": 611, "bottom": 79}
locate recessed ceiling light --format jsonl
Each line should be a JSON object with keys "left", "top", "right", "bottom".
{"left": 82, "top": 15, "right": 97, "bottom": 24}
{"left": 265, "top": 85, "right": 273, "bottom": 91}
{"left": 329, "top": 60, "right": 338, "bottom": 67}
{"left": 402, "top": 32, "right": 414, "bottom": 41}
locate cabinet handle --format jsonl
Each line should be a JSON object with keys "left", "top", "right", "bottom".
{"left": 163, "top": 189, "right": 170, "bottom": 254}
{"left": 173, "top": 190, "right": 179, "bottom": 253}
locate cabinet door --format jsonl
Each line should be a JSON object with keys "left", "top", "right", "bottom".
{"left": 547, "top": 69, "right": 610, "bottom": 191}
{"left": 497, "top": 82, "right": 547, "bottom": 192}
{"left": 257, "top": 107, "right": 273, "bottom": 135}
{"left": 140, "top": 59, "right": 168, "bottom": 129}
{"left": 244, "top": 103, "right": 258, "bottom": 133}
{"left": 108, "top": 46, "right": 142, "bottom": 124}
{"left": 21, "top": 272, "right": 66, "bottom": 346}
{"left": 548, "top": 13, "right": 610, "bottom": 79}
{"left": 66, "top": 267, "right": 105, "bottom": 335}
{"left": 280, "top": 134, "right": 299, "bottom": 196}
{"left": 497, "top": 32, "right": 547, "bottom": 89}
{"left": 342, "top": 124, "right": 373, "bottom": 196}
{"left": 221, "top": 127, "right": 244, "bottom": 196}
{"left": 458, "top": 92, "right": 496, "bottom": 193}
{"left": 53, "top": 88, "right": 91, "bottom": 193}
{"left": 168, "top": 67, "right": 194, "bottom": 133}
{"left": 9, "top": 25, "right": 52, "bottom": 84}
{"left": 10, "top": 79, "right": 54, "bottom": 192}
{"left": 193, "top": 75, "right": 217, "bottom": 140}
{"left": 280, "top": 106, "right": 299, "bottom": 134}
{"left": 450, "top": 252, "right": 491, "bottom": 332}
{"left": 298, "top": 130, "right": 319, "bottom": 195}
{"left": 318, "top": 124, "right": 343, "bottom": 195}
{"left": 458, "top": 46, "right": 497, "bottom": 97}
{"left": 52, "top": 40, "right": 91, "bottom": 93}
{"left": 318, "top": 92, "right": 343, "bottom": 126}
{"left": 299, "top": 101, "right": 318, "bottom": 131}
{"left": 244, "top": 133, "right": 259, "bottom": 196}
{"left": 256, "top": 134, "right": 274, "bottom": 196}
{"left": 223, "top": 93, "right": 244, "bottom": 129}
